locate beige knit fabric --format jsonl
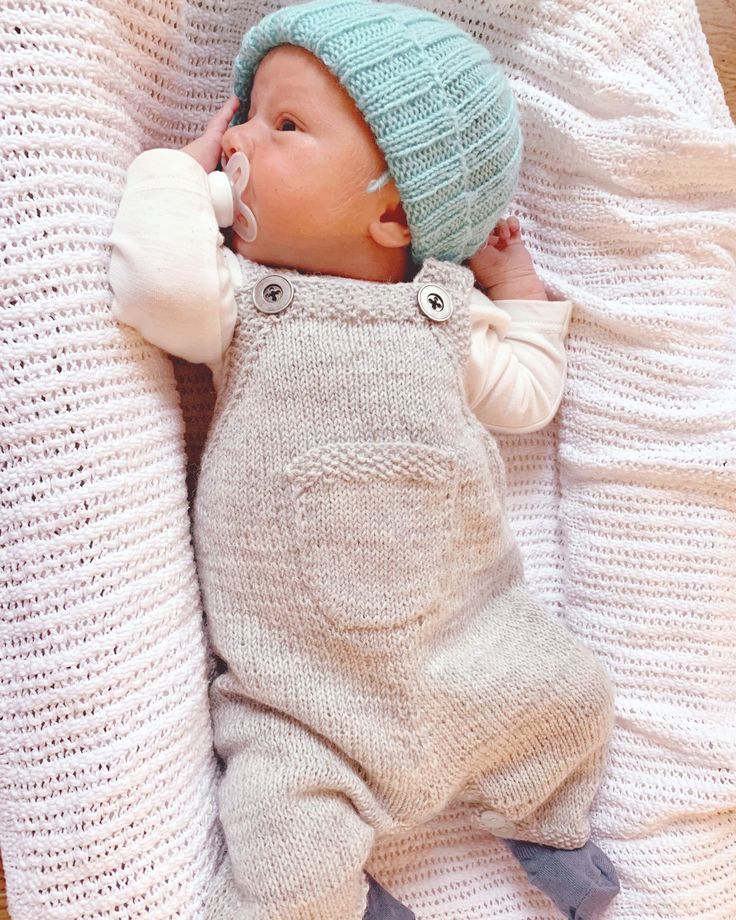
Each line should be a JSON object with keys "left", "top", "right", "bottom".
{"left": 197, "top": 257, "right": 614, "bottom": 918}
{"left": 2, "top": 0, "right": 735, "bottom": 918}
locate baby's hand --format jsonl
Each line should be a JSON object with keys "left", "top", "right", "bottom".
{"left": 468, "top": 218, "right": 548, "bottom": 301}
{"left": 182, "top": 96, "right": 240, "bottom": 173}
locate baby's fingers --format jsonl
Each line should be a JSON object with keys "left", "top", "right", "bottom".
{"left": 206, "top": 96, "right": 241, "bottom": 138}
{"left": 182, "top": 96, "right": 240, "bottom": 171}
{"left": 494, "top": 216, "right": 522, "bottom": 242}
{"left": 493, "top": 218, "right": 510, "bottom": 241}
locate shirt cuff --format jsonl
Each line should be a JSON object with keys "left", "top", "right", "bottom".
{"left": 126, "top": 147, "right": 207, "bottom": 186}
{"left": 493, "top": 299, "right": 573, "bottom": 333}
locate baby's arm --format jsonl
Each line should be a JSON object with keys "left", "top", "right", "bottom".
{"left": 465, "top": 220, "right": 572, "bottom": 433}
{"left": 108, "top": 99, "right": 240, "bottom": 369}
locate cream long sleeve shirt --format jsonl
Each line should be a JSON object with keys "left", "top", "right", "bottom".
{"left": 109, "top": 149, "right": 572, "bottom": 434}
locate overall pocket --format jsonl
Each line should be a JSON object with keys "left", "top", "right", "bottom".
{"left": 284, "top": 442, "right": 458, "bottom": 631}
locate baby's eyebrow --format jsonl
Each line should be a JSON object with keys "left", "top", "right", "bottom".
{"left": 249, "top": 91, "right": 308, "bottom": 116}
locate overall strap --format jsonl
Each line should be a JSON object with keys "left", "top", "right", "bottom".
{"left": 232, "top": 255, "right": 477, "bottom": 375}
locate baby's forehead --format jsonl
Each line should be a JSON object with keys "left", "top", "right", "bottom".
{"left": 249, "top": 44, "right": 370, "bottom": 125}
{"left": 252, "top": 44, "right": 339, "bottom": 93}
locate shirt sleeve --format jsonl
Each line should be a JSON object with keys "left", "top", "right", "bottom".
{"left": 465, "top": 287, "right": 573, "bottom": 433}
{"left": 108, "top": 148, "right": 240, "bottom": 368}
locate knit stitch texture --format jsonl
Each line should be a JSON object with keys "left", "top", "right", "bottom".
{"left": 196, "top": 256, "right": 613, "bottom": 918}
{"left": 1, "top": 0, "right": 735, "bottom": 918}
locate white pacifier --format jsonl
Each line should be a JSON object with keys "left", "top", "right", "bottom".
{"left": 223, "top": 152, "right": 258, "bottom": 242}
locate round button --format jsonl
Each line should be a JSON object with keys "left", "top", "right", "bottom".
{"left": 417, "top": 283, "right": 453, "bottom": 322}
{"left": 253, "top": 275, "right": 294, "bottom": 314}
{"left": 479, "top": 810, "right": 517, "bottom": 837}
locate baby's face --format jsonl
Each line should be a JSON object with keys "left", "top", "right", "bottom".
{"left": 221, "top": 45, "right": 392, "bottom": 275}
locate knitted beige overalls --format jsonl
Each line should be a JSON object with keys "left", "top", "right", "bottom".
{"left": 195, "top": 256, "right": 615, "bottom": 920}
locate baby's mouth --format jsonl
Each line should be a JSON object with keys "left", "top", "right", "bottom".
{"left": 223, "top": 152, "right": 258, "bottom": 242}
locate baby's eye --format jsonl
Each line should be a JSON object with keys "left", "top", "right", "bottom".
{"left": 277, "top": 118, "right": 297, "bottom": 132}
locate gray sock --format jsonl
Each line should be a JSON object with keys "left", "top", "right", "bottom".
{"left": 506, "top": 839, "right": 620, "bottom": 919}
{"left": 363, "top": 873, "right": 415, "bottom": 920}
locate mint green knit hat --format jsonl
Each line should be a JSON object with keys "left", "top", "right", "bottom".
{"left": 232, "top": 0, "right": 522, "bottom": 264}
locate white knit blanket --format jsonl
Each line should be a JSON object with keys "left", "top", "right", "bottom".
{"left": 2, "top": 1, "right": 735, "bottom": 917}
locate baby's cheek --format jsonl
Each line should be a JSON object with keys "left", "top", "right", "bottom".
{"left": 269, "top": 195, "right": 314, "bottom": 236}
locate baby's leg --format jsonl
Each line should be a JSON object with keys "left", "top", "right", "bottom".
{"left": 506, "top": 840, "right": 619, "bottom": 920}
{"left": 476, "top": 748, "right": 619, "bottom": 919}
{"left": 206, "top": 688, "right": 412, "bottom": 920}
{"left": 470, "top": 746, "right": 619, "bottom": 918}
{"left": 462, "top": 631, "right": 618, "bottom": 918}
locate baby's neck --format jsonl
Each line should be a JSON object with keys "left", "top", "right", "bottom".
{"left": 234, "top": 238, "right": 415, "bottom": 284}
{"left": 343, "top": 243, "right": 415, "bottom": 283}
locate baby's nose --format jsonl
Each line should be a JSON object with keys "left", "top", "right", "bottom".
{"left": 221, "top": 123, "right": 254, "bottom": 161}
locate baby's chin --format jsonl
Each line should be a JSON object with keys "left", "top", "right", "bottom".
{"left": 230, "top": 234, "right": 328, "bottom": 276}
{"left": 229, "top": 234, "right": 275, "bottom": 267}
{"left": 229, "top": 233, "right": 254, "bottom": 259}
{"left": 229, "top": 232, "right": 271, "bottom": 259}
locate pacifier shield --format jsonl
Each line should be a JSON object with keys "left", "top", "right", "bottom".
{"left": 224, "top": 152, "right": 258, "bottom": 242}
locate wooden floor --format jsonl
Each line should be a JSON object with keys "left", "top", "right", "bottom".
{"left": 699, "top": 0, "right": 736, "bottom": 115}
{"left": 0, "top": 3, "right": 732, "bottom": 919}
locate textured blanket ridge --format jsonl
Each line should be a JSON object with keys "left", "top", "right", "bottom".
{"left": 1, "top": 1, "right": 734, "bottom": 918}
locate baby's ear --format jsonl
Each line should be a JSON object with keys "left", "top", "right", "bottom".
{"left": 369, "top": 198, "right": 411, "bottom": 250}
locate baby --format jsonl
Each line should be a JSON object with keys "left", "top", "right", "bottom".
{"left": 109, "top": 1, "right": 619, "bottom": 918}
